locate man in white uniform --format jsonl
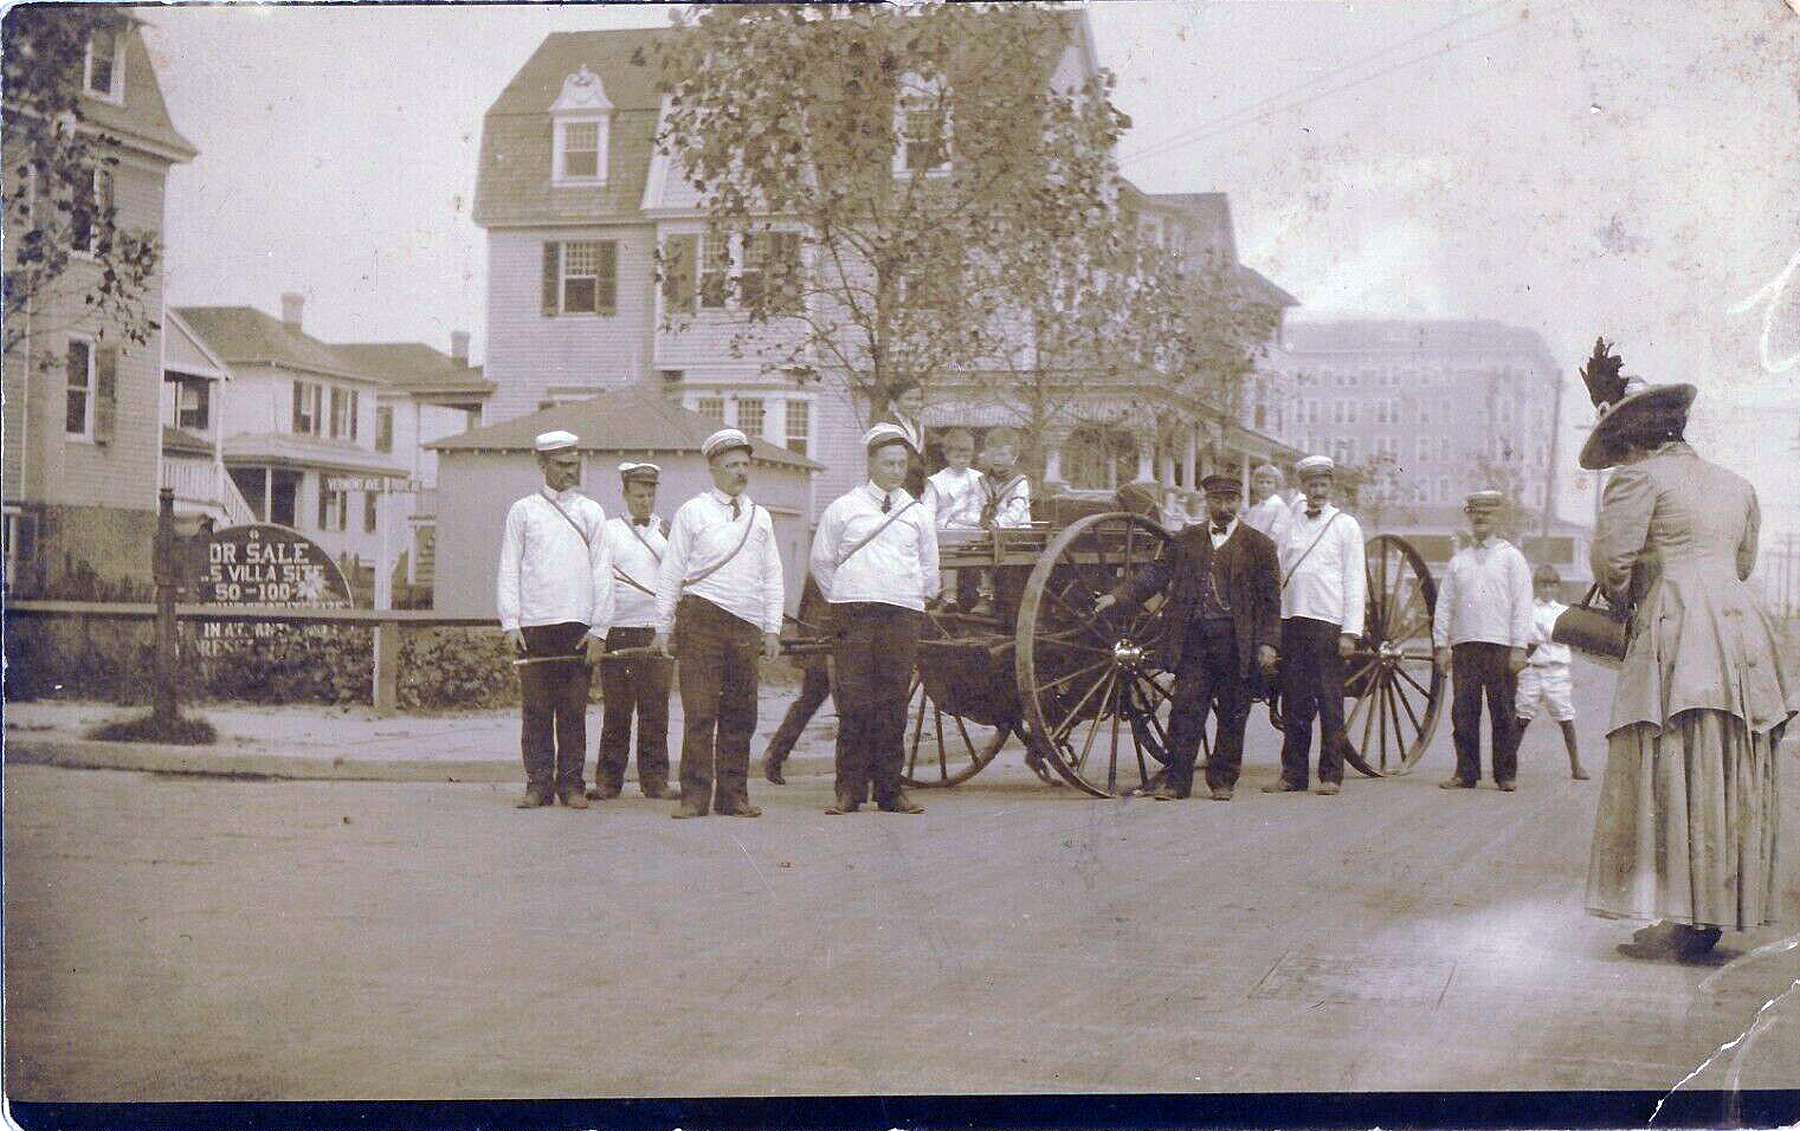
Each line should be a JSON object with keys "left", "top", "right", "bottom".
{"left": 1432, "top": 490, "right": 1534, "bottom": 791}
{"left": 812, "top": 423, "right": 940, "bottom": 814}
{"left": 652, "top": 428, "right": 785, "bottom": 819}
{"left": 496, "top": 430, "right": 613, "bottom": 809}
{"left": 1268, "top": 454, "right": 1365, "bottom": 796}
{"left": 1243, "top": 463, "right": 1292, "bottom": 542}
{"left": 589, "top": 462, "right": 680, "bottom": 802}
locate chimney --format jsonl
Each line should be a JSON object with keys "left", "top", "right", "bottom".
{"left": 280, "top": 292, "right": 304, "bottom": 331}
{"left": 450, "top": 331, "right": 470, "bottom": 365}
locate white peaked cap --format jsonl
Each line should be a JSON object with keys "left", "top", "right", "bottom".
{"left": 535, "top": 430, "right": 579, "bottom": 453}
{"left": 862, "top": 422, "right": 917, "bottom": 454}
{"left": 701, "top": 427, "right": 753, "bottom": 461}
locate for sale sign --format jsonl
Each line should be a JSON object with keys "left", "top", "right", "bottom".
{"left": 190, "top": 524, "right": 354, "bottom": 657}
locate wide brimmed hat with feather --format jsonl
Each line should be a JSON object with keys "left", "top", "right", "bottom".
{"left": 1577, "top": 338, "right": 1696, "bottom": 470}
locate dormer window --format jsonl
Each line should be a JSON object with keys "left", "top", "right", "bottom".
{"left": 550, "top": 65, "right": 612, "bottom": 186}
{"left": 84, "top": 30, "right": 123, "bottom": 103}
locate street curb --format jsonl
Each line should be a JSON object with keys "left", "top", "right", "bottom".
{"left": 4, "top": 738, "right": 836, "bottom": 785}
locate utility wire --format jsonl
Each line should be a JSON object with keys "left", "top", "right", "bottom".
{"left": 1119, "top": 2, "right": 1561, "bottom": 167}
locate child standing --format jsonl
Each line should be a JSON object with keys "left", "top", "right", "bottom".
{"left": 923, "top": 427, "right": 986, "bottom": 530}
{"left": 977, "top": 427, "right": 1032, "bottom": 529}
{"left": 1515, "top": 563, "right": 1588, "bottom": 780}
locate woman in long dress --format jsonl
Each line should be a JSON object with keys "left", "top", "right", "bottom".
{"left": 1578, "top": 345, "right": 1798, "bottom": 959}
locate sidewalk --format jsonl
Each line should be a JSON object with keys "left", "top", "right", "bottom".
{"left": 3, "top": 691, "right": 841, "bottom": 784}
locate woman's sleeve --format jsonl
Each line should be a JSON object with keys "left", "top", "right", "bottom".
{"left": 1737, "top": 484, "right": 1761, "bottom": 581}
{"left": 1590, "top": 464, "right": 1654, "bottom": 604}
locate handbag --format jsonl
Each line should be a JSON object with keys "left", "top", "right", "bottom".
{"left": 1551, "top": 582, "right": 1628, "bottom": 665}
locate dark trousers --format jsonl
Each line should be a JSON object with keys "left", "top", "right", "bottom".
{"left": 674, "top": 595, "right": 762, "bottom": 813}
{"left": 1166, "top": 618, "right": 1251, "bottom": 794}
{"left": 518, "top": 621, "right": 591, "bottom": 793}
{"left": 597, "top": 625, "right": 672, "bottom": 790}
{"left": 829, "top": 602, "right": 922, "bottom": 804}
{"left": 1278, "top": 616, "right": 1350, "bottom": 786}
{"left": 765, "top": 665, "right": 831, "bottom": 765}
{"left": 1450, "top": 641, "right": 1519, "bottom": 784}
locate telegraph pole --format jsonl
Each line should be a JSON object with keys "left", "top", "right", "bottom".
{"left": 151, "top": 488, "right": 179, "bottom": 726}
{"left": 1541, "top": 368, "right": 1561, "bottom": 539}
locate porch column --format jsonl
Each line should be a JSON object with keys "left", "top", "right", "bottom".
{"left": 1182, "top": 432, "right": 1197, "bottom": 489}
{"left": 1042, "top": 443, "right": 1062, "bottom": 487}
{"left": 1135, "top": 436, "right": 1154, "bottom": 483}
{"left": 263, "top": 467, "right": 272, "bottom": 521}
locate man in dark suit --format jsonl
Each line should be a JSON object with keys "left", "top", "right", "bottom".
{"left": 1095, "top": 474, "right": 1281, "bottom": 800}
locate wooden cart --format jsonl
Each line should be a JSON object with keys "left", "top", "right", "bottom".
{"left": 877, "top": 511, "right": 1447, "bottom": 797}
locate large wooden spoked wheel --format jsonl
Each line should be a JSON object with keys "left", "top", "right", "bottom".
{"left": 1015, "top": 512, "right": 1176, "bottom": 798}
{"left": 899, "top": 666, "right": 1014, "bottom": 788}
{"left": 1340, "top": 533, "right": 1445, "bottom": 777}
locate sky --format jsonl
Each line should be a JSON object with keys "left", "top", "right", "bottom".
{"left": 135, "top": 0, "right": 1800, "bottom": 533}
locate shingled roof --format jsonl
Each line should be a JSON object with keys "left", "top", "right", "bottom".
{"left": 330, "top": 343, "right": 495, "bottom": 397}
{"left": 174, "top": 306, "right": 373, "bottom": 382}
{"left": 473, "top": 27, "right": 672, "bottom": 227}
{"left": 80, "top": 20, "right": 197, "bottom": 162}
{"left": 429, "top": 384, "right": 820, "bottom": 471}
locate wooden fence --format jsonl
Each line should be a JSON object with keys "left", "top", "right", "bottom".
{"left": 7, "top": 599, "right": 497, "bottom": 717}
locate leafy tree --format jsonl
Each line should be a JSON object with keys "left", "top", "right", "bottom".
{"left": 647, "top": 2, "right": 1129, "bottom": 424}
{"left": 2, "top": 5, "right": 162, "bottom": 362}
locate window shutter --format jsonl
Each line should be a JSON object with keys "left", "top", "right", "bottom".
{"left": 348, "top": 390, "right": 359, "bottom": 441}
{"left": 292, "top": 381, "right": 304, "bottom": 432}
{"left": 542, "top": 242, "right": 560, "bottom": 316}
{"left": 662, "top": 235, "right": 696, "bottom": 314}
{"left": 93, "top": 345, "right": 117, "bottom": 444}
{"left": 596, "top": 240, "right": 617, "bottom": 314}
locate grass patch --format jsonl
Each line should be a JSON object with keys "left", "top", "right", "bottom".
{"left": 86, "top": 712, "right": 218, "bottom": 746}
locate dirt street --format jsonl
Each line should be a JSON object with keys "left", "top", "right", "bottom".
{"left": 4, "top": 661, "right": 1797, "bottom": 1100}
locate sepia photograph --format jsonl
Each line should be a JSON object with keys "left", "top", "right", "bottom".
{"left": 3, "top": 0, "right": 1798, "bottom": 1124}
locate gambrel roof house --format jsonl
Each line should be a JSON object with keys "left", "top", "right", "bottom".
{"left": 3, "top": 11, "right": 197, "bottom": 597}
{"left": 468, "top": 12, "right": 1294, "bottom": 524}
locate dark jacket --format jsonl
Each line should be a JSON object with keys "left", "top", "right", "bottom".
{"left": 1111, "top": 519, "right": 1282, "bottom": 684}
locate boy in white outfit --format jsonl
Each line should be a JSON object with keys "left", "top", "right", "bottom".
{"left": 1514, "top": 563, "right": 1587, "bottom": 780}
{"left": 923, "top": 428, "right": 985, "bottom": 530}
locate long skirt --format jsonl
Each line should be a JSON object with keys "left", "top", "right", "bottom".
{"left": 1585, "top": 709, "right": 1786, "bottom": 931}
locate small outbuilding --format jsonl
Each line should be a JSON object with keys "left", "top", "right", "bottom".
{"left": 427, "top": 386, "right": 821, "bottom": 619}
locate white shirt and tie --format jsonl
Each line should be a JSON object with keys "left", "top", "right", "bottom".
{"left": 655, "top": 489, "right": 785, "bottom": 635}
{"left": 603, "top": 513, "right": 667, "bottom": 629}
{"left": 811, "top": 482, "right": 941, "bottom": 610}
{"left": 983, "top": 473, "right": 1032, "bottom": 528}
{"left": 1432, "top": 537, "right": 1533, "bottom": 651}
{"left": 1209, "top": 515, "right": 1239, "bottom": 549}
{"left": 1277, "top": 502, "right": 1366, "bottom": 637}
{"left": 496, "top": 486, "right": 614, "bottom": 636}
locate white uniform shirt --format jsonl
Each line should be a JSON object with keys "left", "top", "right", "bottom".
{"left": 1431, "top": 538, "right": 1534, "bottom": 650}
{"left": 495, "top": 487, "right": 614, "bottom": 636}
{"left": 603, "top": 514, "right": 667, "bottom": 629}
{"left": 1243, "top": 494, "right": 1292, "bottom": 542}
{"left": 811, "top": 482, "right": 941, "bottom": 611}
{"left": 923, "top": 466, "right": 986, "bottom": 530}
{"left": 1527, "top": 597, "right": 1572, "bottom": 667}
{"left": 655, "top": 489, "right": 785, "bottom": 635}
{"left": 1277, "top": 503, "right": 1366, "bottom": 636}
{"left": 983, "top": 472, "right": 1032, "bottom": 528}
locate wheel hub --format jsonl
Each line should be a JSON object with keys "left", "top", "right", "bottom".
{"left": 1111, "top": 640, "right": 1145, "bottom": 667}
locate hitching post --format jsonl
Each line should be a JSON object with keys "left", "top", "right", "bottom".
{"left": 152, "top": 488, "right": 179, "bottom": 726}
